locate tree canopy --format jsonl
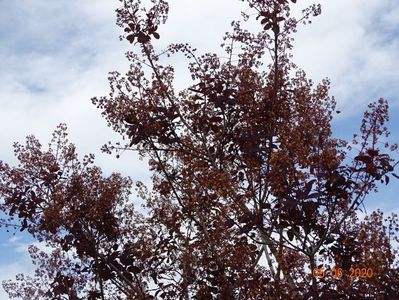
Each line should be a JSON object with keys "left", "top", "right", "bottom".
{"left": 1, "top": 0, "right": 399, "bottom": 299}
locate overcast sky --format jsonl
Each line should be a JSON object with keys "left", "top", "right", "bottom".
{"left": 0, "top": 0, "right": 398, "bottom": 298}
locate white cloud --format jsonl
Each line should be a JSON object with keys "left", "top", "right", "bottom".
{"left": 2, "top": 0, "right": 397, "bottom": 163}
{"left": 292, "top": 0, "right": 399, "bottom": 113}
{"left": 0, "top": 236, "right": 37, "bottom": 299}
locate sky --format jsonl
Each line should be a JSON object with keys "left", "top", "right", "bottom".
{"left": 0, "top": 0, "right": 398, "bottom": 298}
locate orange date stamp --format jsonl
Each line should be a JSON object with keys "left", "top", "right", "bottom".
{"left": 312, "top": 267, "right": 374, "bottom": 280}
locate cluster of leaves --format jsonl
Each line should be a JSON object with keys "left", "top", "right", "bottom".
{"left": 1, "top": 0, "right": 399, "bottom": 299}
{"left": 2, "top": 245, "right": 92, "bottom": 300}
